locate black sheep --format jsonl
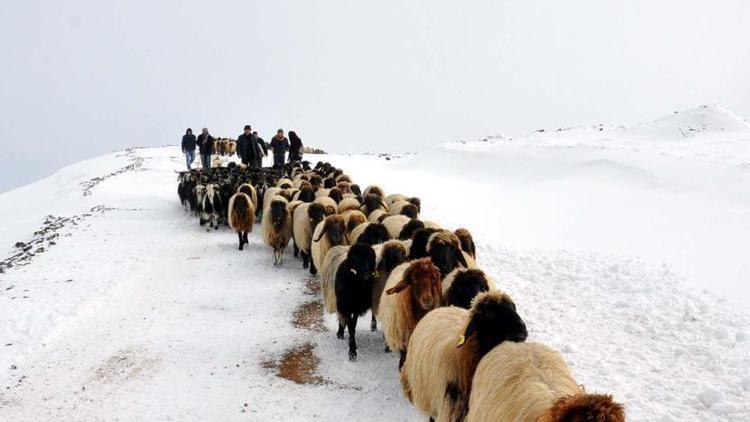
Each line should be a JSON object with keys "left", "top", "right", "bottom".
{"left": 356, "top": 223, "right": 390, "bottom": 246}
{"left": 334, "top": 244, "right": 377, "bottom": 361}
{"left": 398, "top": 219, "right": 425, "bottom": 240}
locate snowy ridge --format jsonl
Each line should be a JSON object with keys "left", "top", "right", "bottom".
{"left": 0, "top": 109, "right": 749, "bottom": 420}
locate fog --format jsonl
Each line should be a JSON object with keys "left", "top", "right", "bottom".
{"left": 2, "top": 0, "right": 749, "bottom": 192}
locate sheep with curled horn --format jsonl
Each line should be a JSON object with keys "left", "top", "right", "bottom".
{"left": 292, "top": 202, "right": 327, "bottom": 274}
{"left": 321, "top": 244, "right": 377, "bottom": 361}
{"left": 228, "top": 192, "right": 255, "bottom": 250}
{"left": 261, "top": 195, "right": 292, "bottom": 267}
{"left": 466, "top": 342, "right": 625, "bottom": 422}
{"left": 311, "top": 215, "right": 349, "bottom": 273}
{"left": 400, "top": 290, "right": 528, "bottom": 422}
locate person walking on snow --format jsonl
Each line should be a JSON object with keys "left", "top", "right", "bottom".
{"left": 288, "top": 130, "right": 303, "bottom": 163}
{"left": 270, "top": 129, "right": 289, "bottom": 169}
{"left": 197, "top": 127, "right": 214, "bottom": 170}
{"left": 253, "top": 131, "right": 267, "bottom": 168}
{"left": 181, "top": 128, "right": 197, "bottom": 171}
{"left": 237, "top": 125, "right": 258, "bottom": 168}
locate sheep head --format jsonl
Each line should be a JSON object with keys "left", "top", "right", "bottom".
{"left": 379, "top": 241, "right": 408, "bottom": 274}
{"left": 269, "top": 198, "right": 289, "bottom": 228}
{"left": 386, "top": 258, "right": 442, "bottom": 312}
{"left": 427, "top": 231, "right": 468, "bottom": 277}
{"left": 346, "top": 244, "right": 377, "bottom": 280}
{"left": 328, "top": 187, "right": 343, "bottom": 204}
{"left": 307, "top": 203, "right": 326, "bottom": 230}
{"left": 445, "top": 269, "right": 491, "bottom": 309}
{"left": 361, "top": 193, "right": 387, "bottom": 216}
{"left": 315, "top": 215, "right": 347, "bottom": 245}
{"left": 400, "top": 203, "right": 419, "bottom": 219}
{"left": 297, "top": 186, "right": 315, "bottom": 203}
{"left": 458, "top": 291, "right": 527, "bottom": 355}
{"left": 399, "top": 219, "right": 425, "bottom": 240}
{"left": 358, "top": 223, "right": 390, "bottom": 246}
{"left": 543, "top": 394, "right": 625, "bottom": 422}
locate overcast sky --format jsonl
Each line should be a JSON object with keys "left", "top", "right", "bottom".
{"left": 1, "top": 0, "right": 749, "bottom": 192}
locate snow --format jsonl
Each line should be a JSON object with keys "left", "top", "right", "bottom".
{"left": 1, "top": 106, "right": 749, "bottom": 421}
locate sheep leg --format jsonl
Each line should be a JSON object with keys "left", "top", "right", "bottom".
{"left": 383, "top": 334, "right": 391, "bottom": 353}
{"left": 309, "top": 258, "right": 318, "bottom": 275}
{"left": 347, "top": 315, "right": 358, "bottom": 361}
{"left": 242, "top": 232, "right": 249, "bottom": 245}
{"left": 337, "top": 322, "right": 345, "bottom": 339}
{"left": 237, "top": 232, "right": 244, "bottom": 251}
{"left": 293, "top": 240, "right": 299, "bottom": 257}
{"left": 301, "top": 251, "right": 309, "bottom": 269}
{"left": 370, "top": 314, "right": 377, "bottom": 331}
{"left": 214, "top": 215, "right": 219, "bottom": 230}
{"left": 398, "top": 350, "right": 407, "bottom": 370}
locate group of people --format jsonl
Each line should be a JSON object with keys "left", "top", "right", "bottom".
{"left": 181, "top": 125, "right": 304, "bottom": 171}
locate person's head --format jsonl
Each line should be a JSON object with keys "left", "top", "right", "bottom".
{"left": 244, "top": 125, "right": 251, "bottom": 135}
{"left": 289, "top": 131, "right": 298, "bottom": 141}
{"left": 186, "top": 128, "right": 193, "bottom": 135}
{"left": 202, "top": 127, "right": 208, "bottom": 134}
{"left": 277, "top": 129, "right": 284, "bottom": 137}
{"left": 252, "top": 131, "right": 258, "bottom": 136}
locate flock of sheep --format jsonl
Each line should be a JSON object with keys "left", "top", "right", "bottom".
{"left": 176, "top": 160, "right": 625, "bottom": 422}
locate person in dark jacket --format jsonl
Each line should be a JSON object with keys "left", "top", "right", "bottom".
{"left": 270, "top": 129, "right": 289, "bottom": 169}
{"left": 253, "top": 131, "right": 267, "bottom": 168}
{"left": 236, "top": 125, "right": 258, "bottom": 168}
{"left": 288, "top": 131, "right": 303, "bottom": 163}
{"left": 197, "top": 127, "right": 215, "bottom": 170}
{"left": 181, "top": 128, "right": 197, "bottom": 171}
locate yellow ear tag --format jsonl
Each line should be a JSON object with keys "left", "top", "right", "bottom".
{"left": 374, "top": 271, "right": 380, "bottom": 278}
{"left": 457, "top": 334, "right": 466, "bottom": 347}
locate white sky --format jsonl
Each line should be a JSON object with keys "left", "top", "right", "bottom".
{"left": 1, "top": 0, "right": 749, "bottom": 192}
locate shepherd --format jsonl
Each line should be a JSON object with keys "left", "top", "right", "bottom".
{"left": 181, "top": 128, "right": 197, "bottom": 171}
{"left": 270, "top": 129, "right": 289, "bottom": 169}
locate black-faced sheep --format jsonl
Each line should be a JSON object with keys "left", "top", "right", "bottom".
{"left": 342, "top": 210, "right": 367, "bottom": 235}
{"left": 293, "top": 186, "right": 315, "bottom": 203}
{"left": 408, "top": 228, "right": 442, "bottom": 259}
{"left": 370, "top": 240, "right": 409, "bottom": 332}
{"left": 426, "top": 230, "right": 470, "bottom": 278}
{"left": 442, "top": 268, "right": 492, "bottom": 309}
{"left": 261, "top": 196, "right": 292, "bottom": 267}
{"left": 321, "top": 244, "right": 377, "bottom": 361}
{"left": 313, "top": 196, "right": 338, "bottom": 216}
{"left": 361, "top": 193, "right": 387, "bottom": 217}
{"left": 398, "top": 219, "right": 425, "bottom": 240}
{"left": 454, "top": 228, "right": 476, "bottom": 259}
{"left": 328, "top": 187, "right": 344, "bottom": 204}
{"left": 237, "top": 183, "right": 259, "bottom": 211}
{"left": 466, "top": 342, "right": 625, "bottom": 422}
{"left": 368, "top": 208, "right": 388, "bottom": 224}
{"left": 292, "top": 202, "right": 326, "bottom": 274}
{"left": 400, "top": 291, "right": 528, "bottom": 422}
{"left": 379, "top": 258, "right": 443, "bottom": 368}
{"left": 311, "top": 215, "right": 349, "bottom": 272}
{"left": 349, "top": 222, "right": 390, "bottom": 246}
{"left": 228, "top": 192, "right": 255, "bottom": 250}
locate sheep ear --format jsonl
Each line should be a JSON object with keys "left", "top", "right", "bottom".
{"left": 457, "top": 319, "right": 477, "bottom": 348}
{"left": 455, "top": 248, "right": 469, "bottom": 268}
{"left": 385, "top": 279, "right": 410, "bottom": 295}
{"left": 313, "top": 223, "right": 328, "bottom": 242}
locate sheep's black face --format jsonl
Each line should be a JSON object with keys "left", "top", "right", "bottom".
{"left": 270, "top": 201, "right": 288, "bottom": 228}
{"left": 350, "top": 184, "right": 362, "bottom": 198}
{"left": 399, "top": 220, "right": 425, "bottom": 240}
{"left": 308, "top": 204, "right": 326, "bottom": 229}
{"left": 362, "top": 194, "right": 385, "bottom": 215}
{"left": 361, "top": 224, "right": 389, "bottom": 246}
{"left": 431, "top": 242, "right": 457, "bottom": 277}
{"left": 326, "top": 221, "right": 346, "bottom": 245}
{"left": 400, "top": 204, "right": 419, "bottom": 219}
{"left": 446, "top": 271, "right": 490, "bottom": 309}
{"left": 324, "top": 178, "right": 336, "bottom": 189}
{"left": 408, "top": 197, "right": 422, "bottom": 213}
{"left": 329, "top": 189, "right": 343, "bottom": 204}
{"left": 471, "top": 298, "right": 528, "bottom": 355}
{"left": 381, "top": 245, "right": 407, "bottom": 273}
{"left": 409, "top": 228, "right": 438, "bottom": 259}
{"left": 298, "top": 188, "right": 315, "bottom": 203}
{"left": 348, "top": 244, "right": 376, "bottom": 280}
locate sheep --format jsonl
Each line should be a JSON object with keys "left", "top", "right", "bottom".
{"left": 292, "top": 202, "right": 326, "bottom": 274}
{"left": 466, "top": 342, "right": 625, "bottom": 422}
{"left": 370, "top": 240, "right": 409, "bottom": 331}
{"left": 424, "top": 220, "right": 442, "bottom": 230}
{"left": 342, "top": 209, "right": 367, "bottom": 234}
{"left": 454, "top": 228, "right": 476, "bottom": 259}
{"left": 200, "top": 184, "right": 222, "bottom": 231}
{"left": 349, "top": 222, "right": 390, "bottom": 246}
{"left": 385, "top": 193, "right": 408, "bottom": 208}
{"left": 261, "top": 196, "right": 292, "bottom": 267}
{"left": 426, "top": 230, "right": 471, "bottom": 278}
{"left": 398, "top": 203, "right": 419, "bottom": 219}
{"left": 313, "top": 196, "right": 338, "bottom": 216}
{"left": 398, "top": 219, "right": 425, "bottom": 240}
{"left": 379, "top": 258, "right": 443, "bottom": 368}
{"left": 226, "top": 140, "right": 236, "bottom": 155}
{"left": 381, "top": 215, "right": 412, "bottom": 239}
{"left": 363, "top": 185, "right": 385, "bottom": 198}
{"left": 368, "top": 208, "right": 388, "bottom": 223}
{"left": 277, "top": 177, "right": 294, "bottom": 189}
{"left": 349, "top": 184, "right": 363, "bottom": 198}
{"left": 293, "top": 186, "right": 315, "bottom": 203}
{"left": 314, "top": 188, "right": 330, "bottom": 198}
{"left": 335, "top": 174, "right": 352, "bottom": 183}
{"left": 228, "top": 192, "right": 255, "bottom": 250}
{"left": 408, "top": 228, "right": 442, "bottom": 259}
{"left": 400, "top": 291, "right": 528, "bottom": 422}
{"left": 336, "top": 181, "right": 353, "bottom": 194}
{"left": 194, "top": 184, "right": 207, "bottom": 217}
{"left": 338, "top": 196, "right": 361, "bottom": 214}
{"left": 237, "top": 183, "right": 259, "bottom": 211}
{"left": 311, "top": 215, "right": 349, "bottom": 273}
{"left": 321, "top": 244, "right": 377, "bottom": 361}
{"left": 263, "top": 186, "right": 282, "bottom": 211}
{"left": 442, "top": 268, "right": 492, "bottom": 309}
{"left": 328, "top": 187, "right": 344, "bottom": 204}
{"left": 361, "top": 193, "right": 387, "bottom": 217}
{"left": 211, "top": 155, "right": 222, "bottom": 168}
{"left": 323, "top": 178, "right": 336, "bottom": 189}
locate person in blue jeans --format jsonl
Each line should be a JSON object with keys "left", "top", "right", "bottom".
{"left": 197, "top": 127, "right": 214, "bottom": 170}
{"left": 181, "top": 128, "right": 197, "bottom": 170}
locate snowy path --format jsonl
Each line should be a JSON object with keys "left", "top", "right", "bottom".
{"left": 1, "top": 145, "right": 749, "bottom": 421}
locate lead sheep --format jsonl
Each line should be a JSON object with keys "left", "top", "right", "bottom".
{"left": 466, "top": 342, "right": 625, "bottom": 422}
{"left": 228, "top": 192, "right": 255, "bottom": 250}
{"left": 321, "top": 244, "right": 377, "bottom": 361}
{"left": 400, "top": 291, "right": 528, "bottom": 422}
{"left": 261, "top": 196, "right": 292, "bottom": 266}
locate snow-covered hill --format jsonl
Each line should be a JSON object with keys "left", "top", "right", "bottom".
{"left": 1, "top": 107, "right": 749, "bottom": 421}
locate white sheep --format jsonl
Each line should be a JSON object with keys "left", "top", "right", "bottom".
{"left": 261, "top": 195, "right": 292, "bottom": 267}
